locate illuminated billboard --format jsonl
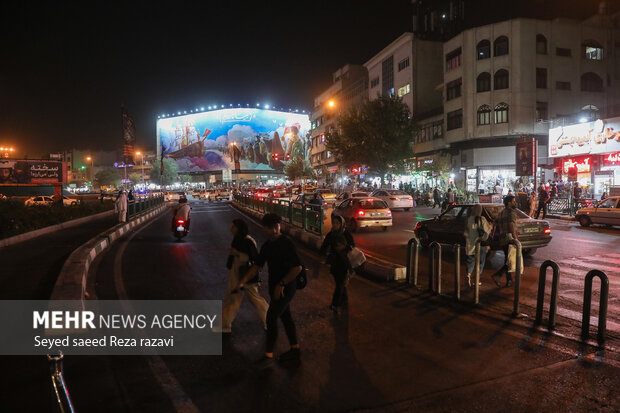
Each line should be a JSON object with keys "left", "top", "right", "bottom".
{"left": 156, "top": 108, "right": 311, "bottom": 172}
{"left": 0, "top": 160, "right": 67, "bottom": 185}
{"left": 549, "top": 117, "right": 620, "bottom": 158}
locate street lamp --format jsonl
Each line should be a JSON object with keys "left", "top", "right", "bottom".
{"left": 86, "top": 156, "right": 93, "bottom": 186}
{"left": 328, "top": 100, "right": 335, "bottom": 108}
{"left": 0, "top": 146, "right": 15, "bottom": 158}
{"left": 136, "top": 151, "right": 144, "bottom": 187}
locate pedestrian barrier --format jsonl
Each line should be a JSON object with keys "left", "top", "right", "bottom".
{"left": 473, "top": 239, "right": 483, "bottom": 305}
{"left": 429, "top": 242, "right": 442, "bottom": 294}
{"left": 48, "top": 353, "right": 75, "bottom": 413}
{"left": 128, "top": 194, "right": 165, "bottom": 219}
{"left": 406, "top": 237, "right": 420, "bottom": 286}
{"left": 453, "top": 244, "right": 461, "bottom": 301}
{"left": 507, "top": 238, "right": 523, "bottom": 317}
{"left": 535, "top": 260, "right": 560, "bottom": 329}
{"left": 581, "top": 270, "right": 609, "bottom": 343}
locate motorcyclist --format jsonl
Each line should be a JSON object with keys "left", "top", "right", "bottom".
{"left": 172, "top": 197, "right": 191, "bottom": 232}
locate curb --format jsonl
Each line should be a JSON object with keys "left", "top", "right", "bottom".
{"left": 231, "top": 201, "right": 406, "bottom": 281}
{"left": 0, "top": 209, "right": 115, "bottom": 248}
{"left": 50, "top": 204, "right": 169, "bottom": 301}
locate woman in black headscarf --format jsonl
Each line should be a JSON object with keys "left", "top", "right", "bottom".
{"left": 320, "top": 215, "right": 355, "bottom": 311}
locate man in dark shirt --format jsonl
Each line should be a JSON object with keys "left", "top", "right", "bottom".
{"left": 536, "top": 184, "right": 550, "bottom": 219}
{"left": 237, "top": 213, "right": 302, "bottom": 367}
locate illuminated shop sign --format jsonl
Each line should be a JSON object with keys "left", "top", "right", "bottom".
{"left": 548, "top": 117, "right": 620, "bottom": 158}
{"left": 603, "top": 152, "right": 620, "bottom": 166}
{"left": 562, "top": 157, "right": 591, "bottom": 174}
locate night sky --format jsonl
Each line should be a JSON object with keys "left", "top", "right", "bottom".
{"left": 0, "top": 0, "right": 413, "bottom": 158}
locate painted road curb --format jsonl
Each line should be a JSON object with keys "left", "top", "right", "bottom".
{"left": 231, "top": 201, "right": 406, "bottom": 281}
{"left": 0, "top": 209, "right": 115, "bottom": 248}
{"left": 50, "top": 205, "right": 169, "bottom": 302}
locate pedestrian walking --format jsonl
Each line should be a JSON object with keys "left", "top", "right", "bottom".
{"left": 114, "top": 190, "right": 127, "bottom": 223}
{"left": 491, "top": 195, "right": 519, "bottom": 288}
{"left": 216, "top": 219, "right": 268, "bottom": 334}
{"left": 447, "top": 188, "right": 455, "bottom": 204}
{"left": 432, "top": 187, "right": 441, "bottom": 208}
{"left": 465, "top": 204, "right": 492, "bottom": 287}
{"left": 535, "top": 184, "right": 550, "bottom": 219}
{"left": 320, "top": 215, "right": 355, "bottom": 311}
{"left": 128, "top": 189, "right": 134, "bottom": 201}
{"left": 100, "top": 190, "right": 105, "bottom": 204}
{"left": 236, "top": 213, "right": 302, "bottom": 368}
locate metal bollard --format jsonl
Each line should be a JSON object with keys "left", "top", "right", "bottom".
{"left": 429, "top": 242, "right": 442, "bottom": 293}
{"left": 406, "top": 237, "right": 420, "bottom": 286}
{"left": 453, "top": 243, "right": 460, "bottom": 301}
{"left": 581, "top": 270, "right": 609, "bottom": 343}
{"left": 535, "top": 260, "right": 560, "bottom": 329}
{"left": 508, "top": 238, "right": 523, "bottom": 317}
{"left": 48, "top": 353, "right": 76, "bottom": 413}
{"left": 473, "top": 240, "right": 482, "bottom": 305}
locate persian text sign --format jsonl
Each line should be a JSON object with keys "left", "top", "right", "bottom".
{"left": 0, "top": 160, "right": 66, "bottom": 185}
{"left": 603, "top": 152, "right": 620, "bottom": 166}
{"left": 0, "top": 300, "right": 222, "bottom": 355}
{"left": 549, "top": 118, "right": 620, "bottom": 158}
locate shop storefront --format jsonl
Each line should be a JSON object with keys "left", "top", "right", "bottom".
{"left": 549, "top": 117, "right": 620, "bottom": 198}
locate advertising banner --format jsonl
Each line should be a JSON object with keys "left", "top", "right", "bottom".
{"left": 516, "top": 137, "right": 536, "bottom": 176}
{"left": 0, "top": 160, "right": 66, "bottom": 185}
{"left": 157, "top": 108, "right": 311, "bottom": 173}
{"left": 548, "top": 117, "right": 620, "bottom": 158}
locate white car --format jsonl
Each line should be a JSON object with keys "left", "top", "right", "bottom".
{"left": 336, "top": 191, "right": 370, "bottom": 201}
{"left": 25, "top": 196, "right": 54, "bottom": 206}
{"left": 575, "top": 196, "right": 620, "bottom": 227}
{"left": 370, "top": 189, "right": 414, "bottom": 211}
{"left": 215, "top": 190, "right": 231, "bottom": 201}
{"left": 166, "top": 192, "right": 186, "bottom": 202}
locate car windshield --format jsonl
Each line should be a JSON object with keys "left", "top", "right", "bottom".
{"left": 484, "top": 205, "right": 530, "bottom": 219}
{"left": 440, "top": 206, "right": 462, "bottom": 217}
{"left": 354, "top": 199, "right": 388, "bottom": 209}
{"left": 386, "top": 190, "right": 407, "bottom": 195}
{"left": 318, "top": 189, "right": 332, "bottom": 194}
{"left": 352, "top": 192, "right": 368, "bottom": 197}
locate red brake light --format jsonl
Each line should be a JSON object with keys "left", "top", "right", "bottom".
{"left": 544, "top": 228, "right": 551, "bottom": 234}
{"left": 389, "top": 197, "right": 397, "bottom": 200}
{"left": 177, "top": 219, "right": 185, "bottom": 224}
{"left": 387, "top": 210, "right": 392, "bottom": 215}
{"left": 357, "top": 210, "right": 365, "bottom": 216}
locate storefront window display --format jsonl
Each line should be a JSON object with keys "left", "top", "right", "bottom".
{"left": 478, "top": 169, "right": 516, "bottom": 194}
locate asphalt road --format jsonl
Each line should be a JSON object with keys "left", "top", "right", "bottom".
{"left": 30, "top": 198, "right": 617, "bottom": 413}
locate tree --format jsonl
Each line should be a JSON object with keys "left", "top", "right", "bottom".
{"left": 326, "top": 95, "right": 417, "bottom": 183}
{"left": 285, "top": 156, "right": 315, "bottom": 181}
{"left": 149, "top": 158, "right": 179, "bottom": 186}
{"left": 94, "top": 167, "right": 122, "bottom": 188}
{"left": 128, "top": 172, "right": 142, "bottom": 185}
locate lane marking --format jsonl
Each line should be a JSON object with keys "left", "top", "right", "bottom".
{"left": 112, "top": 215, "right": 200, "bottom": 413}
{"left": 562, "top": 237, "right": 613, "bottom": 245}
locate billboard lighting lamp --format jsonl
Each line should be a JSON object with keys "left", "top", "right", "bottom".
{"left": 579, "top": 117, "right": 588, "bottom": 123}
{"left": 256, "top": 103, "right": 260, "bottom": 106}
{"left": 200, "top": 107, "right": 204, "bottom": 111}
{"left": 264, "top": 104, "right": 270, "bottom": 109}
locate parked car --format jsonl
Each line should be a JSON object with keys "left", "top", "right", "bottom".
{"left": 336, "top": 191, "right": 370, "bottom": 201}
{"left": 25, "top": 196, "right": 54, "bottom": 206}
{"left": 370, "top": 189, "right": 414, "bottom": 211}
{"left": 333, "top": 197, "right": 392, "bottom": 232}
{"left": 413, "top": 203, "right": 552, "bottom": 256}
{"left": 62, "top": 196, "right": 79, "bottom": 206}
{"left": 575, "top": 196, "right": 620, "bottom": 227}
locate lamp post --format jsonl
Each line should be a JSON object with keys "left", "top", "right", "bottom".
{"left": 0, "top": 147, "right": 15, "bottom": 159}
{"left": 136, "top": 151, "right": 144, "bottom": 187}
{"left": 86, "top": 156, "right": 93, "bottom": 186}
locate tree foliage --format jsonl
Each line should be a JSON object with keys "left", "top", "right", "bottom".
{"left": 326, "top": 95, "right": 417, "bottom": 179}
{"left": 285, "top": 156, "right": 315, "bottom": 181}
{"left": 149, "top": 157, "right": 179, "bottom": 186}
{"left": 94, "top": 167, "right": 122, "bottom": 187}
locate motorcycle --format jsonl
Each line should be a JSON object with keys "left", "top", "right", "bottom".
{"left": 173, "top": 218, "right": 188, "bottom": 241}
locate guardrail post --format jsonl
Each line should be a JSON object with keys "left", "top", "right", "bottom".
{"left": 406, "top": 237, "right": 420, "bottom": 286}
{"left": 473, "top": 240, "right": 482, "bottom": 305}
{"left": 581, "top": 270, "right": 609, "bottom": 343}
{"left": 429, "top": 242, "right": 442, "bottom": 294}
{"left": 535, "top": 260, "right": 560, "bottom": 329}
{"left": 302, "top": 205, "right": 307, "bottom": 231}
{"left": 48, "top": 353, "right": 75, "bottom": 413}
{"left": 509, "top": 238, "right": 523, "bottom": 317}
{"left": 453, "top": 243, "right": 460, "bottom": 301}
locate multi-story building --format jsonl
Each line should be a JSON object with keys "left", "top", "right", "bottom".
{"left": 423, "top": 11, "right": 620, "bottom": 195}
{"left": 50, "top": 150, "right": 118, "bottom": 185}
{"left": 309, "top": 64, "right": 368, "bottom": 182}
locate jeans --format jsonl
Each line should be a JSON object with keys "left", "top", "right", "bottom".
{"left": 466, "top": 247, "right": 487, "bottom": 277}
{"left": 266, "top": 283, "right": 297, "bottom": 353}
{"left": 331, "top": 271, "right": 348, "bottom": 307}
{"left": 493, "top": 244, "right": 513, "bottom": 281}
{"left": 535, "top": 202, "right": 547, "bottom": 219}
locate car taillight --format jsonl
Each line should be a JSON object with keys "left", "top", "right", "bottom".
{"left": 544, "top": 227, "right": 551, "bottom": 234}
{"left": 177, "top": 219, "right": 185, "bottom": 224}
{"left": 357, "top": 210, "right": 365, "bottom": 216}
{"left": 414, "top": 222, "right": 421, "bottom": 230}
{"left": 389, "top": 197, "right": 397, "bottom": 200}
{"left": 387, "top": 210, "right": 392, "bottom": 215}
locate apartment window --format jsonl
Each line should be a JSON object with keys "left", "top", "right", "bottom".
{"left": 581, "top": 72, "right": 603, "bottom": 92}
{"left": 477, "top": 40, "right": 490, "bottom": 60}
{"left": 370, "top": 77, "right": 379, "bottom": 88}
{"left": 494, "top": 36, "right": 509, "bottom": 56}
{"left": 398, "top": 57, "right": 410, "bottom": 71}
{"left": 476, "top": 72, "right": 491, "bottom": 92}
{"left": 581, "top": 104, "right": 599, "bottom": 121}
{"left": 556, "top": 81, "right": 571, "bottom": 90}
{"left": 445, "top": 48, "right": 462, "bottom": 72}
{"left": 447, "top": 109, "right": 463, "bottom": 130}
{"left": 477, "top": 105, "right": 491, "bottom": 125}
{"left": 556, "top": 47, "right": 571, "bottom": 57}
{"left": 584, "top": 40, "right": 603, "bottom": 60}
{"left": 494, "top": 69, "right": 509, "bottom": 90}
{"left": 382, "top": 56, "right": 394, "bottom": 96}
{"left": 494, "top": 102, "right": 509, "bottom": 124}
{"left": 397, "top": 84, "right": 411, "bottom": 97}
{"left": 536, "top": 34, "right": 547, "bottom": 54}
{"left": 446, "top": 78, "right": 462, "bottom": 100}
{"left": 536, "top": 68, "right": 547, "bottom": 89}
{"left": 536, "top": 101, "right": 548, "bottom": 121}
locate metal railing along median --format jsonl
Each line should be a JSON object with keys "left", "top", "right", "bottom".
{"left": 127, "top": 194, "right": 165, "bottom": 219}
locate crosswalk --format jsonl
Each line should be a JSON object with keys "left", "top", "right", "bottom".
{"left": 187, "top": 199, "right": 231, "bottom": 213}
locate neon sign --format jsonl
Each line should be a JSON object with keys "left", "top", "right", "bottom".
{"left": 603, "top": 152, "right": 620, "bottom": 166}
{"left": 563, "top": 157, "right": 591, "bottom": 174}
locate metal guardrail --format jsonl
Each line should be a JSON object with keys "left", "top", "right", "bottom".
{"left": 473, "top": 239, "right": 483, "bottom": 305}
{"left": 429, "top": 242, "right": 442, "bottom": 294}
{"left": 406, "top": 237, "right": 420, "bottom": 286}
{"left": 48, "top": 353, "right": 75, "bottom": 413}
{"left": 128, "top": 194, "right": 165, "bottom": 219}
{"left": 535, "top": 260, "right": 560, "bottom": 329}
{"left": 581, "top": 270, "right": 609, "bottom": 343}
{"left": 507, "top": 238, "right": 523, "bottom": 318}
{"left": 453, "top": 244, "right": 461, "bottom": 301}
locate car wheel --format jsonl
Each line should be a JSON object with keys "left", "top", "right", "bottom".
{"left": 348, "top": 219, "right": 358, "bottom": 233}
{"left": 405, "top": 208, "right": 411, "bottom": 211}
{"left": 417, "top": 229, "right": 431, "bottom": 248}
{"left": 71, "top": 201, "right": 77, "bottom": 206}
{"left": 382, "top": 226, "right": 388, "bottom": 232}
{"left": 522, "top": 248, "right": 537, "bottom": 257}
{"left": 578, "top": 215, "right": 591, "bottom": 227}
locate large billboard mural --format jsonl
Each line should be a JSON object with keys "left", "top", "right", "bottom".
{"left": 157, "top": 108, "right": 311, "bottom": 172}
